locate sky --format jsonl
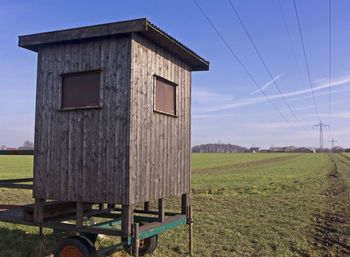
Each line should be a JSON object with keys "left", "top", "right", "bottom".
{"left": 0, "top": 0, "right": 350, "bottom": 149}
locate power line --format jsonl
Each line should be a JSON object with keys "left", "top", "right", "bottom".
{"left": 293, "top": 0, "right": 320, "bottom": 121}
{"left": 328, "top": 0, "right": 332, "bottom": 128}
{"left": 192, "top": 0, "right": 299, "bottom": 130}
{"left": 227, "top": 0, "right": 307, "bottom": 131}
{"left": 277, "top": 0, "right": 305, "bottom": 89}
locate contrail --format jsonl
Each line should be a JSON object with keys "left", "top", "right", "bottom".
{"left": 250, "top": 73, "right": 284, "bottom": 95}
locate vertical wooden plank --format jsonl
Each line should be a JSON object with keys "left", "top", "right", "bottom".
{"left": 182, "top": 63, "right": 188, "bottom": 194}
{"left": 71, "top": 42, "right": 81, "bottom": 201}
{"left": 90, "top": 40, "right": 101, "bottom": 204}
{"left": 156, "top": 47, "right": 162, "bottom": 200}
{"left": 135, "top": 41, "right": 142, "bottom": 204}
{"left": 174, "top": 57, "right": 180, "bottom": 196}
{"left": 140, "top": 43, "right": 148, "bottom": 203}
{"left": 111, "top": 36, "right": 131, "bottom": 205}
{"left": 162, "top": 49, "right": 169, "bottom": 199}
{"left": 148, "top": 40, "right": 156, "bottom": 202}
{"left": 106, "top": 38, "right": 116, "bottom": 204}
{"left": 141, "top": 40, "right": 150, "bottom": 204}
{"left": 33, "top": 48, "right": 44, "bottom": 199}
{"left": 169, "top": 54, "right": 175, "bottom": 197}
{"left": 81, "top": 42, "right": 93, "bottom": 203}
{"left": 113, "top": 38, "right": 122, "bottom": 204}
{"left": 46, "top": 46, "right": 54, "bottom": 200}
{"left": 40, "top": 47, "right": 49, "bottom": 200}
{"left": 184, "top": 66, "right": 189, "bottom": 194}
{"left": 151, "top": 42, "right": 157, "bottom": 202}
{"left": 124, "top": 35, "right": 132, "bottom": 205}
{"left": 97, "top": 38, "right": 109, "bottom": 203}
{"left": 187, "top": 68, "right": 192, "bottom": 194}
{"left": 74, "top": 42, "right": 84, "bottom": 202}
{"left": 53, "top": 44, "right": 64, "bottom": 200}
{"left": 129, "top": 36, "right": 137, "bottom": 205}
{"left": 60, "top": 43, "right": 72, "bottom": 201}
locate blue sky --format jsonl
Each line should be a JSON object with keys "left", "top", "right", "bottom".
{"left": 0, "top": 0, "right": 349, "bottom": 148}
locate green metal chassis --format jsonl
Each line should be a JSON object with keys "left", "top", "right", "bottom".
{"left": 0, "top": 206, "right": 189, "bottom": 256}
{"left": 87, "top": 213, "right": 188, "bottom": 255}
{"left": 0, "top": 178, "right": 191, "bottom": 256}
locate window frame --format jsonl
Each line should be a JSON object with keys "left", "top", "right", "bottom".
{"left": 59, "top": 69, "right": 103, "bottom": 111}
{"left": 153, "top": 75, "right": 178, "bottom": 117}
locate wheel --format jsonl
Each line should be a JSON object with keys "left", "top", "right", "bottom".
{"left": 54, "top": 235, "right": 98, "bottom": 257}
{"left": 80, "top": 217, "right": 98, "bottom": 244}
{"left": 124, "top": 235, "right": 158, "bottom": 256}
{"left": 139, "top": 235, "right": 158, "bottom": 255}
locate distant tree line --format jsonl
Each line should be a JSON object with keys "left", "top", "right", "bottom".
{"left": 192, "top": 144, "right": 348, "bottom": 153}
{"left": 192, "top": 144, "right": 247, "bottom": 153}
{"left": 0, "top": 140, "right": 34, "bottom": 151}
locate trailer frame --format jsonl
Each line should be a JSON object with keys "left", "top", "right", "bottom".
{"left": 0, "top": 178, "right": 193, "bottom": 257}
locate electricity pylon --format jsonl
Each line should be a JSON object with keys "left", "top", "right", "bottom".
{"left": 313, "top": 121, "right": 329, "bottom": 149}
{"left": 329, "top": 137, "right": 337, "bottom": 149}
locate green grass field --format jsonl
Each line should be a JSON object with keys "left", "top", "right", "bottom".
{"left": 1, "top": 153, "right": 350, "bottom": 256}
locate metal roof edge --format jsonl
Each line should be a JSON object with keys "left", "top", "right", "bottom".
{"left": 145, "top": 20, "right": 209, "bottom": 71}
{"left": 17, "top": 18, "right": 209, "bottom": 71}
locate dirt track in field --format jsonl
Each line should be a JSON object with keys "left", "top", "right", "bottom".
{"left": 192, "top": 155, "right": 300, "bottom": 174}
{"left": 308, "top": 154, "right": 350, "bottom": 257}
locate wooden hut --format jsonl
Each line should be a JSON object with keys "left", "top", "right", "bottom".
{"left": 19, "top": 18, "right": 209, "bottom": 236}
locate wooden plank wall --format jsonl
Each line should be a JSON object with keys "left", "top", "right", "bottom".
{"left": 129, "top": 33, "right": 191, "bottom": 204}
{"left": 33, "top": 36, "right": 131, "bottom": 204}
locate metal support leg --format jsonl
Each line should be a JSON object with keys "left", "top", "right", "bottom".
{"left": 133, "top": 222, "right": 140, "bottom": 257}
{"left": 188, "top": 205, "right": 193, "bottom": 256}
{"left": 144, "top": 201, "right": 150, "bottom": 212}
{"left": 158, "top": 199, "right": 164, "bottom": 222}
{"left": 76, "top": 202, "right": 84, "bottom": 228}
{"left": 182, "top": 193, "right": 189, "bottom": 215}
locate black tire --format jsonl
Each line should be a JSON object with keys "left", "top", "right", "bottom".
{"left": 54, "top": 235, "right": 98, "bottom": 257}
{"left": 139, "top": 235, "right": 158, "bottom": 255}
{"left": 124, "top": 235, "right": 158, "bottom": 256}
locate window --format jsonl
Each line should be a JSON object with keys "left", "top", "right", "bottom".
{"left": 61, "top": 70, "right": 101, "bottom": 109}
{"left": 154, "top": 76, "right": 176, "bottom": 116}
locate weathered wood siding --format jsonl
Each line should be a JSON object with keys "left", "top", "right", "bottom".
{"left": 33, "top": 36, "right": 131, "bottom": 204}
{"left": 129, "top": 33, "right": 191, "bottom": 204}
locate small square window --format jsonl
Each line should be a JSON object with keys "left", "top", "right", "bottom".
{"left": 154, "top": 76, "right": 176, "bottom": 116}
{"left": 61, "top": 70, "right": 101, "bottom": 109}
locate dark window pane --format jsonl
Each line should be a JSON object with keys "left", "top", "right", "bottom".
{"left": 155, "top": 77, "right": 176, "bottom": 115}
{"left": 62, "top": 71, "right": 100, "bottom": 109}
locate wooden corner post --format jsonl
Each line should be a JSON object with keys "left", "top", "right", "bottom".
{"left": 122, "top": 204, "right": 134, "bottom": 238}
{"left": 34, "top": 198, "right": 44, "bottom": 235}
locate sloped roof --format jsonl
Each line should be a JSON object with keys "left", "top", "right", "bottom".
{"left": 18, "top": 18, "right": 209, "bottom": 71}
